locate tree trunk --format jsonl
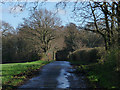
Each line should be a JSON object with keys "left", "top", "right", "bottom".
{"left": 104, "top": 2, "right": 111, "bottom": 49}
{"left": 111, "top": 2, "right": 115, "bottom": 46}
{"left": 117, "top": 1, "right": 120, "bottom": 47}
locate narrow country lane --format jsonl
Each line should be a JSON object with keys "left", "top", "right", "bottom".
{"left": 18, "top": 61, "right": 87, "bottom": 89}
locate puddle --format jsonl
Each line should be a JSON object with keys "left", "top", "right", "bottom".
{"left": 57, "top": 61, "right": 87, "bottom": 88}
{"left": 19, "top": 61, "right": 87, "bottom": 89}
{"left": 57, "top": 69, "right": 70, "bottom": 88}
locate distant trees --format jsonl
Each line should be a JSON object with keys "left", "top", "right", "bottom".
{"left": 2, "top": 21, "right": 40, "bottom": 63}
{"left": 2, "top": 21, "right": 16, "bottom": 63}
{"left": 2, "top": 21, "right": 15, "bottom": 36}
{"left": 2, "top": 9, "right": 62, "bottom": 63}
{"left": 51, "top": 26, "right": 66, "bottom": 51}
{"left": 63, "top": 23, "right": 104, "bottom": 52}
{"left": 64, "top": 23, "right": 84, "bottom": 52}
{"left": 78, "top": 30, "right": 104, "bottom": 48}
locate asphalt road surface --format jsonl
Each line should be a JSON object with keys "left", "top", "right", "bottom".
{"left": 18, "top": 61, "right": 87, "bottom": 89}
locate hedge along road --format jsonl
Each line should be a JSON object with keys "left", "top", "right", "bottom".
{"left": 18, "top": 61, "right": 87, "bottom": 89}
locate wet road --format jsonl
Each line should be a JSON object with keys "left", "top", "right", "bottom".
{"left": 18, "top": 61, "right": 87, "bottom": 89}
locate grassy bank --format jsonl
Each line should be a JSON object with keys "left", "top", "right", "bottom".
{"left": 69, "top": 48, "right": 120, "bottom": 89}
{"left": 70, "top": 60, "right": 119, "bottom": 88}
{"left": 1, "top": 60, "right": 52, "bottom": 89}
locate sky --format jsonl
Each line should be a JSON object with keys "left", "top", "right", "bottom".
{"left": 1, "top": 2, "right": 79, "bottom": 29}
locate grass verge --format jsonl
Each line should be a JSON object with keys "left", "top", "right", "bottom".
{"left": 69, "top": 60, "right": 120, "bottom": 89}
{"left": 1, "top": 60, "right": 53, "bottom": 89}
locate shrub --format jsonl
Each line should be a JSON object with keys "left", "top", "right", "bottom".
{"left": 105, "top": 48, "right": 120, "bottom": 71}
{"left": 68, "top": 48, "right": 101, "bottom": 63}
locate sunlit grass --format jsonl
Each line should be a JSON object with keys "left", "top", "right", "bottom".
{"left": 1, "top": 60, "right": 52, "bottom": 88}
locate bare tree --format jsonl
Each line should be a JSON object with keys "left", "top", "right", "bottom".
{"left": 18, "top": 9, "right": 61, "bottom": 56}
{"left": 1, "top": 21, "right": 15, "bottom": 36}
